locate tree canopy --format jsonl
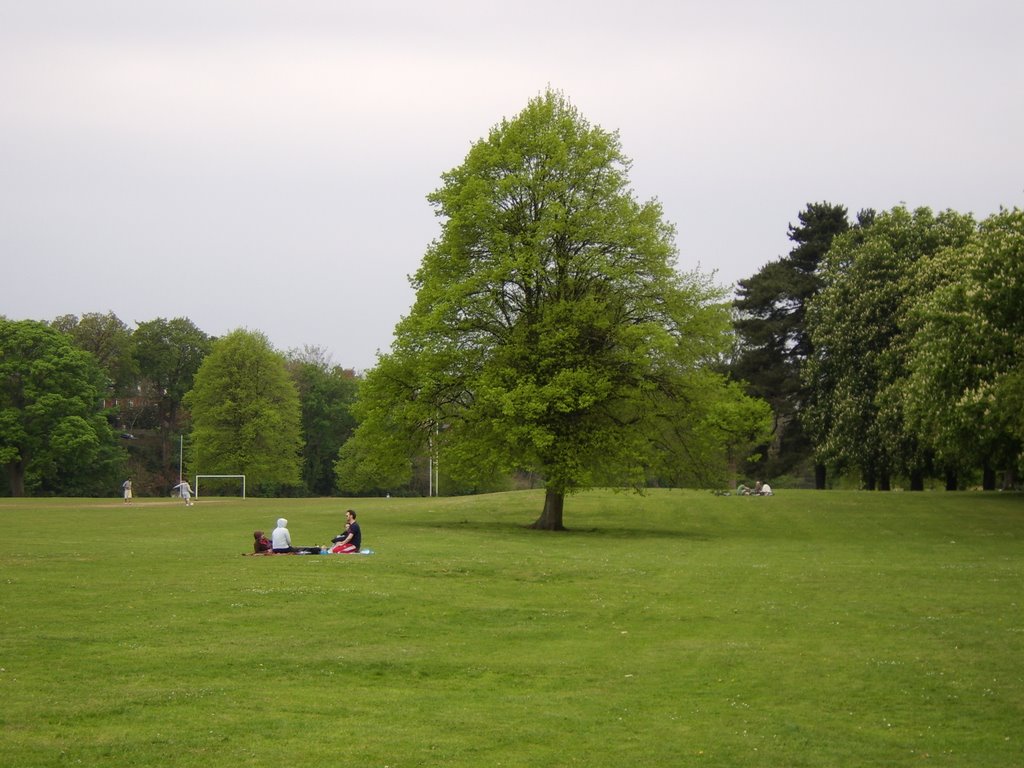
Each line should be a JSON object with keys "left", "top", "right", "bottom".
{"left": 902, "top": 208, "right": 1024, "bottom": 486}
{"left": 0, "top": 318, "right": 120, "bottom": 496}
{"left": 286, "top": 347, "right": 358, "bottom": 495}
{"left": 803, "top": 206, "right": 978, "bottom": 488}
{"left": 131, "top": 317, "right": 213, "bottom": 486}
{"left": 185, "top": 329, "right": 302, "bottom": 493}
{"left": 132, "top": 317, "right": 212, "bottom": 431}
{"left": 342, "top": 90, "right": 735, "bottom": 527}
{"left": 51, "top": 311, "right": 137, "bottom": 392}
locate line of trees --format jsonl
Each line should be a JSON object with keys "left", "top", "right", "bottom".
{"left": 4, "top": 90, "right": 1020, "bottom": 505}
{"left": 0, "top": 319, "right": 118, "bottom": 496}
{"left": 731, "top": 203, "right": 1023, "bottom": 490}
{"left": 0, "top": 315, "right": 357, "bottom": 497}
{"left": 1, "top": 314, "right": 211, "bottom": 497}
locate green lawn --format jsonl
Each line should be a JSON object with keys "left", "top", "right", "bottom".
{"left": 1, "top": 489, "right": 1022, "bottom": 767}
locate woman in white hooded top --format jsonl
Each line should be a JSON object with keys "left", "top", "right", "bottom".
{"left": 271, "top": 518, "right": 293, "bottom": 553}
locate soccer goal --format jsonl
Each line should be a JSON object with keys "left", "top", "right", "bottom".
{"left": 194, "top": 474, "right": 246, "bottom": 499}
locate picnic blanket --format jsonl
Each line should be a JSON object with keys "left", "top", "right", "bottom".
{"left": 243, "top": 549, "right": 375, "bottom": 557}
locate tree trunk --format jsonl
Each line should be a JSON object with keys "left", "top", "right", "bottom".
{"left": 983, "top": 465, "right": 996, "bottom": 491}
{"left": 5, "top": 460, "right": 26, "bottom": 497}
{"left": 1002, "top": 469, "right": 1017, "bottom": 490}
{"left": 879, "top": 473, "right": 891, "bottom": 491}
{"left": 909, "top": 469, "right": 924, "bottom": 491}
{"left": 531, "top": 488, "right": 566, "bottom": 530}
{"left": 945, "top": 468, "right": 958, "bottom": 491}
{"left": 863, "top": 470, "right": 876, "bottom": 491}
{"left": 814, "top": 463, "right": 826, "bottom": 490}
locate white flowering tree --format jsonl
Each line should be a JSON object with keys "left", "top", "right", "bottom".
{"left": 904, "top": 208, "right": 1024, "bottom": 487}
{"left": 803, "top": 206, "right": 976, "bottom": 488}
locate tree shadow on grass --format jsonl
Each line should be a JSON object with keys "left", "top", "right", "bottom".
{"left": 391, "top": 516, "right": 715, "bottom": 541}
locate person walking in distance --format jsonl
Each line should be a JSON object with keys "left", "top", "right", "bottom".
{"left": 173, "top": 479, "right": 194, "bottom": 506}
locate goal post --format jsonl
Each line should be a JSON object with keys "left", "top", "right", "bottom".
{"left": 194, "top": 474, "right": 246, "bottom": 499}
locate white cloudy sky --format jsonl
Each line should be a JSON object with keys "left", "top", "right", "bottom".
{"left": 2, "top": 1, "right": 1021, "bottom": 370}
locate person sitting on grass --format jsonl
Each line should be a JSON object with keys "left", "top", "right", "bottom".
{"left": 271, "top": 518, "right": 294, "bottom": 553}
{"left": 330, "top": 510, "right": 361, "bottom": 553}
{"left": 268, "top": 518, "right": 321, "bottom": 554}
{"left": 253, "top": 530, "right": 272, "bottom": 554}
{"left": 758, "top": 482, "right": 774, "bottom": 496}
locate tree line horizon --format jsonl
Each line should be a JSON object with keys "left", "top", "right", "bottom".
{"left": 2, "top": 91, "right": 1021, "bottom": 524}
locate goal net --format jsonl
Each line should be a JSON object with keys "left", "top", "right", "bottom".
{"left": 194, "top": 474, "right": 246, "bottom": 499}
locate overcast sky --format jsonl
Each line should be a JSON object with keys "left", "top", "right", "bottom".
{"left": 2, "top": 1, "right": 1021, "bottom": 371}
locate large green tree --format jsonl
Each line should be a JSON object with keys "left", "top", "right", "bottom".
{"left": 185, "top": 329, "right": 302, "bottom": 493}
{"left": 132, "top": 317, "right": 212, "bottom": 482}
{"left": 0, "top": 318, "right": 120, "bottom": 496}
{"left": 344, "top": 90, "right": 733, "bottom": 528}
{"left": 285, "top": 346, "right": 358, "bottom": 496}
{"left": 335, "top": 400, "right": 414, "bottom": 497}
{"left": 731, "top": 202, "right": 850, "bottom": 484}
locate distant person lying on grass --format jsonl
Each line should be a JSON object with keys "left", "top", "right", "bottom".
{"left": 330, "top": 510, "right": 361, "bottom": 553}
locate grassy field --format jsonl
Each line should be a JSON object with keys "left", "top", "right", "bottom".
{"left": 1, "top": 489, "right": 1021, "bottom": 767}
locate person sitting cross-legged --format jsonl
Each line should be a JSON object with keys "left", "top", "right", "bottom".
{"left": 330, "top": 510, "right": 362, "bottom": 553}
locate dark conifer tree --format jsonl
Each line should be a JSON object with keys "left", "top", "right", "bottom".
{"left": 731, "top": 202, "right": 850, "bottom": 484}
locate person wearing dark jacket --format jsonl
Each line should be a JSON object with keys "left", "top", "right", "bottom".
{"left": 331, "top": 510, "right": 361, "bottom": 553}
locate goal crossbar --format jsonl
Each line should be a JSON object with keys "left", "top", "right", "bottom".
{"left": 194, "top": 474, "right": 246, "bottom": 499}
